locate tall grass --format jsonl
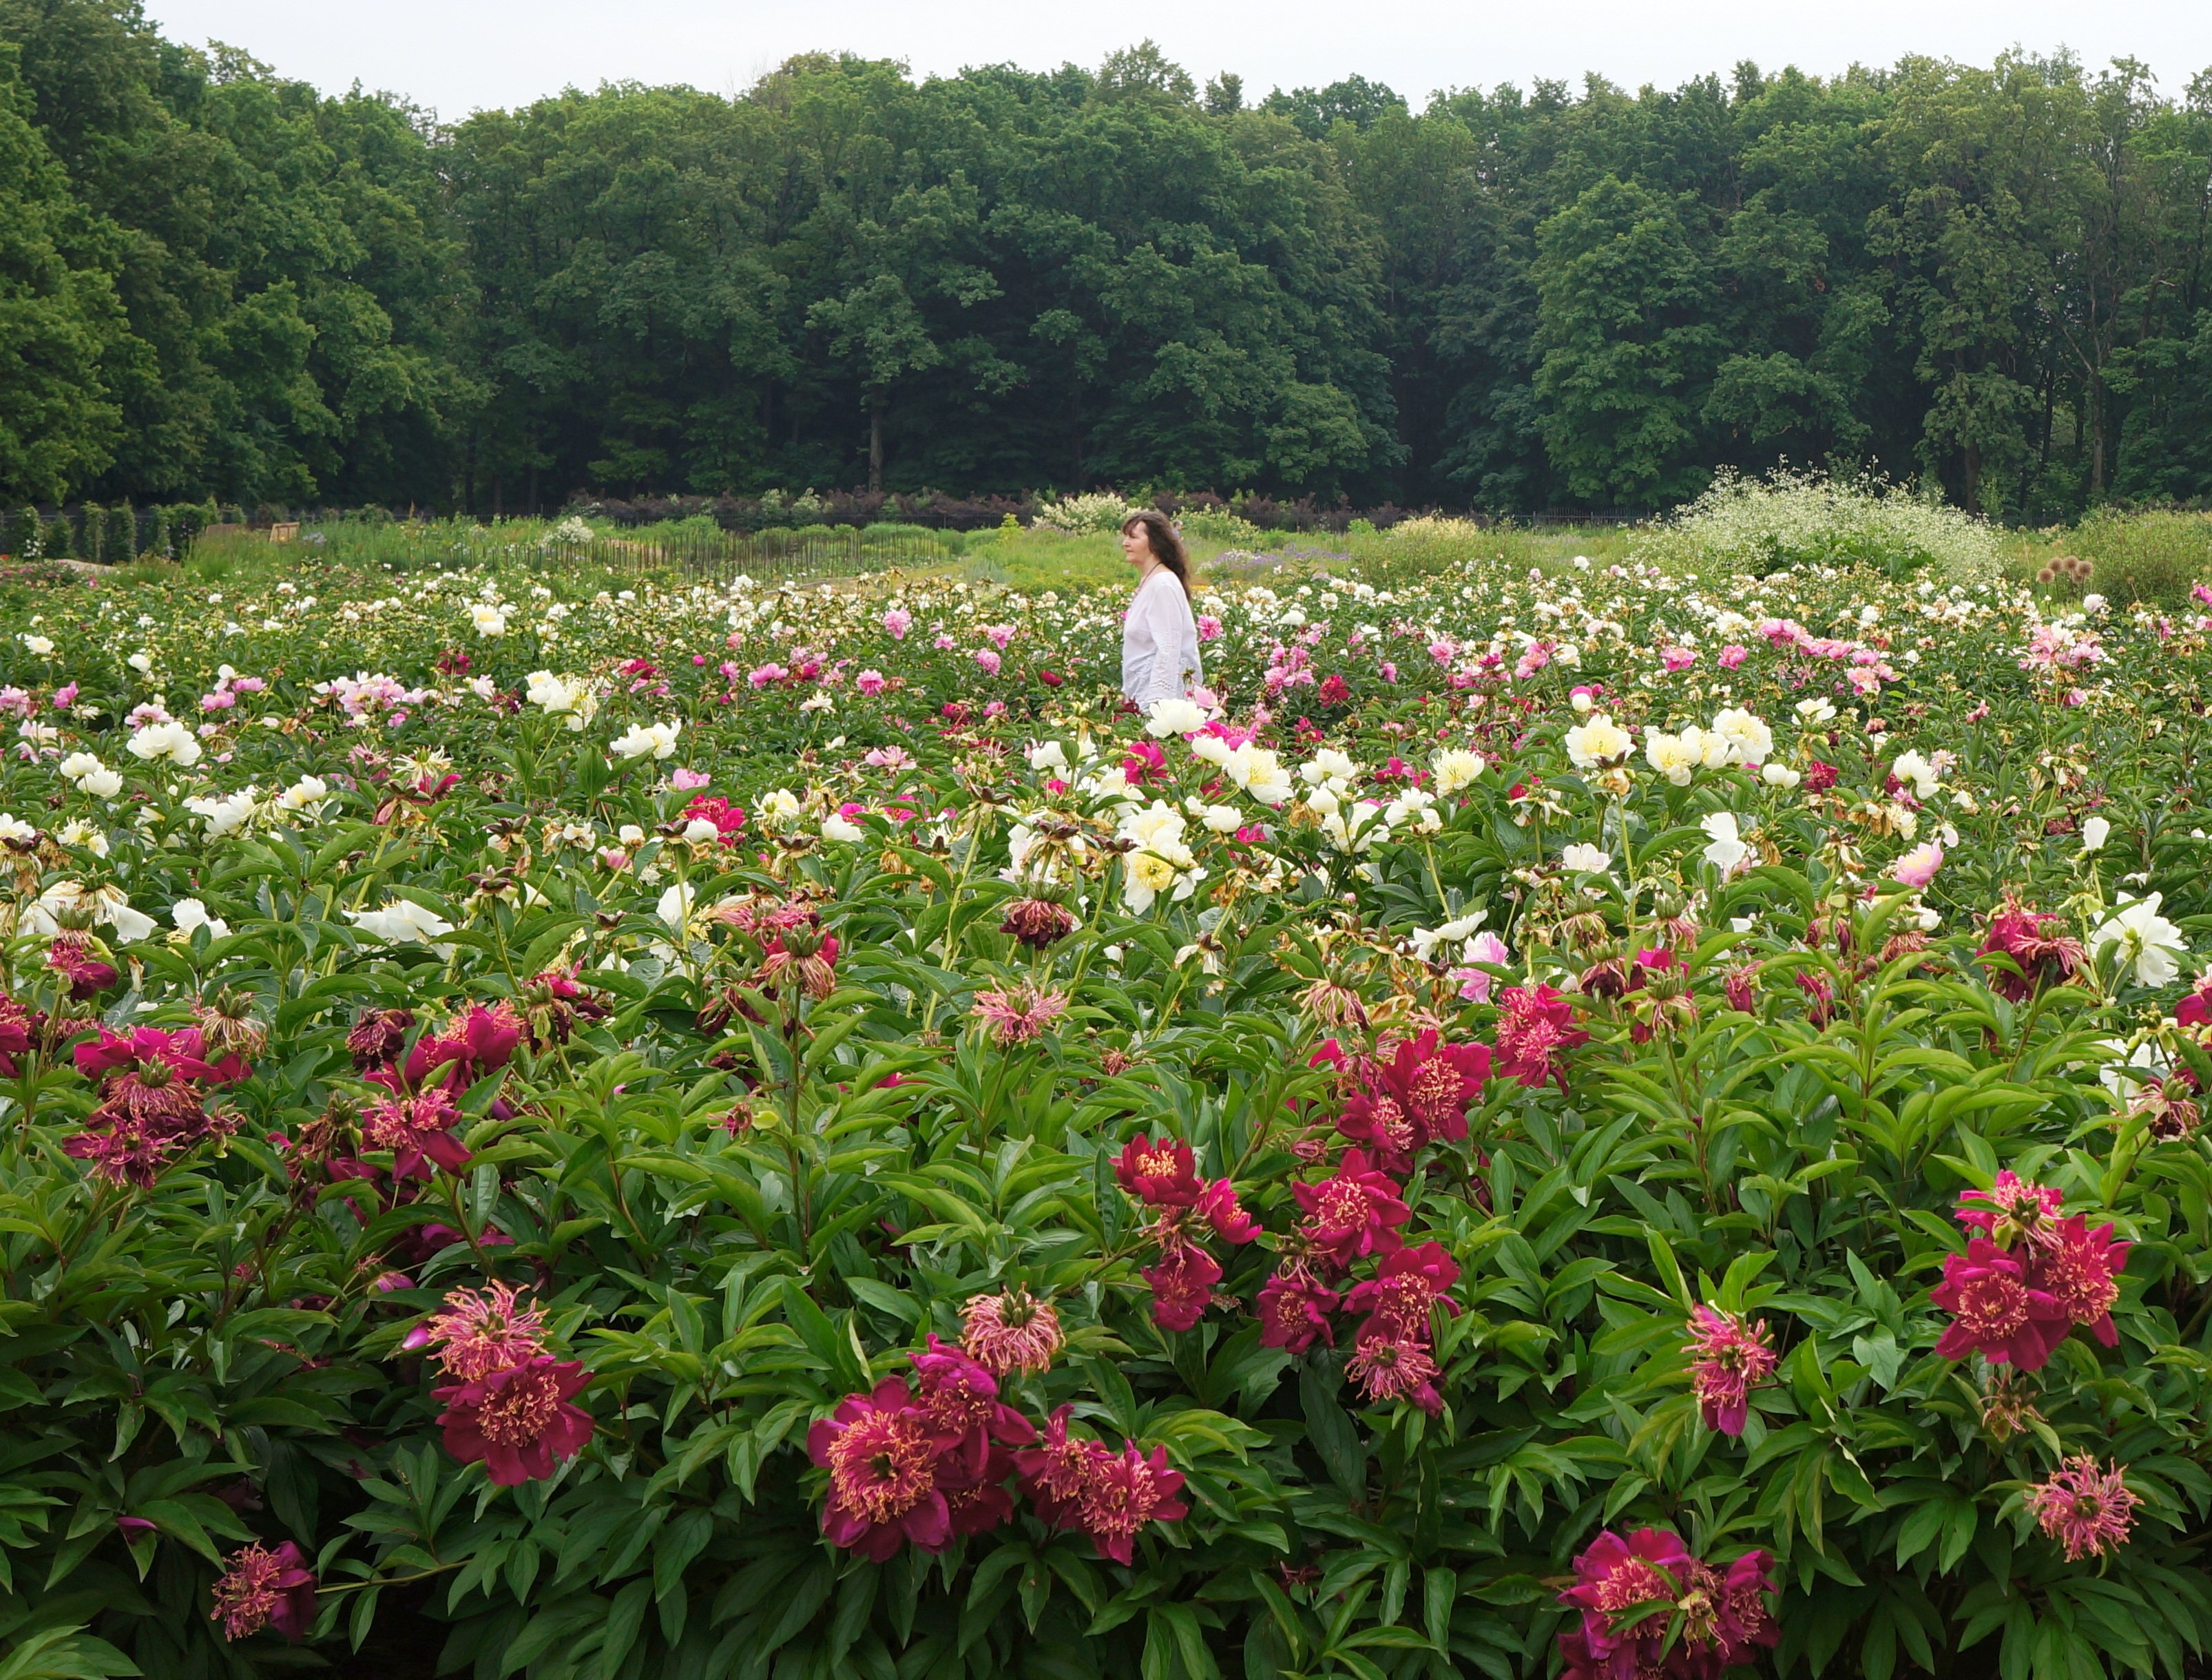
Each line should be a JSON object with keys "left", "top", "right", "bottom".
{"left": 2066, "top": 508, "right": 2212, "bottom": 605}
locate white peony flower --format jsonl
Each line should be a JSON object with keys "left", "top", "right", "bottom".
{"left": 1565, "top": 714, "right": 1631, "bottom": 769}
{"left": 1890, "top": 750, "right": 1939, "bottom": 800}
{"left": 525, "top": 670, "right": 598, "bottom": 730}
{"left": 1432, "top": 748, "right": 1485, "bottom": 794}
{"left": 470, "top": 603, "right": 508, "bottom": 638}
{"left": 127, "top": 719, "right": 202, "bottom": 766}
{"left": 1761, "top": 763, "right": 1802, "bottom": 788}
{"left": 1561, "top": 842, "right": 1611, "bottom": 873}
{"left": 2091, "top": 895, "right": 2188, "bottom": 988}
{"left": 347, "top": 898, "right": 455, "bottom": 945}
{"left": 1188, "top": 799, "right": 1243, "bottom": 835}
{"left": 1229, "top": 745, "right": 1293, "bottom": 807}
{"left": 171, "top": 898, "right": 231, "bottom": 942}
{"left": 1701, "top": 811, "right": 1751, "bottom": 873}
{"left": 1644, "top": 729, "right": 1699, "bottom": 786}
{"left": 1145, "top": 696, "right": 1209, "bottom": 737}
{"left": 58, "top": 751, "right": 105, "bottom": 785}
{"left": 1410, "top": 909, "right": 1486, "bottom": 962}
{"left": 2081, "top": 816, "right": 2111, "bottom": 853}
{"left": 0, "top": 812, "right": 34, "bottom": 843}
{"left": 275, "top": 776, "right": 330, "bottom": 817}
{"left": 1711, "top": 707, "right": 1774, "bottom": 764}
{"left": 19, "top": 633, "right": 54, "bottom": 656}
{"left": 821, "top": 813, "right": 864, "bottom": 842}
{"left": 27, "top": 882, "right": 156, "bottom": 943}
{"left": 611, "top": 720, "right": 682, "bottom": 760}
{"left": 1025, "top": 740, "right": 1068, "bottom": 772}
{"left": 185, "top": 787, "right": 261, "bottom": 838}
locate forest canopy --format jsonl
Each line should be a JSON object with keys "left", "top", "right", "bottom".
{"left": 0, "top": 1, "right": 2208, "bottom": 519}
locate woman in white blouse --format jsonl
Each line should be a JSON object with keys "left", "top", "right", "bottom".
{"left": 1118, "top": 510, "right": 1201, "bottom": 709}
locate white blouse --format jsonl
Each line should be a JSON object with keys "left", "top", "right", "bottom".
{"left": 1120, "top": 567, "right": 1202, "bottom": 708}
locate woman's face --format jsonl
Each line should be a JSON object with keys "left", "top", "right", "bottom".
{"left": 1121, "top": 524, "right": 1153, "bottom": 569}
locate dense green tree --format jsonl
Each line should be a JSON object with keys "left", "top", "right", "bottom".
{"left": 0, "top": 40, "right": 124, "bottom": 499}
{"left": 0, "top": 2, "right": 2210, "bottom": 517}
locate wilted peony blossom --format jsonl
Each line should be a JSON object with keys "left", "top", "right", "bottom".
{"left": 1682, "top": 1305, "right": 1776, "bottom": 1435}
{"left": 2028, "top": 1455, "right": 2138, "bottom": 1561}
{"left": 959, "top": 1288, "right": 1063, "bottom": 1376}
{"left": 210, "top": 1541, "right": 317, "bottom": 1641}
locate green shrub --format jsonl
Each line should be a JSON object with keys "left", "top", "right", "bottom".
{"left": 1175, "top": 505, "right": 1266, "bottom": 545}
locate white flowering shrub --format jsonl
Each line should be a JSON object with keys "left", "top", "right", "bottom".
{"left": 1032, "top": 491, "right": 1134, "bottom": 533}
{"left": 1640, "top": 468, "right": 2008, "bottom": 583}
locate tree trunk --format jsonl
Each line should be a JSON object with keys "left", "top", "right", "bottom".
{"left": 2087, "top": 370, "right": 2106, "bottom": 495}
{"left": 868, "top": 398, "right": 884, "bottom": 494}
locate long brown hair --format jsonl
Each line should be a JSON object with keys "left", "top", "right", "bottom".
{"left": 1122, "top": 508, "right": 1190, "bottom": 594}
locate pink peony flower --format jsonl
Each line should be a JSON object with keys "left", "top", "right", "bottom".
{"left": 1341, "top": 1241, "right": 1461, "bottom": 1338}
{"left": 1557, "top": 1529, "right": 1775, "bottom": 1680}
{"left": 1255, "top": 1266, "right": 1340, "bottom": 1352}
{"left": 974, "top": 648, "right": 1001, "bottom": 675}
{"left": 1013, "top": 1404, "right": 1096, "bottom": 1526}
{"left": 669, "top": 767, "right": 711, "bottom": 789}
{"left": 1890, "top": 842, "right": 1944, "bottom": 889}
{"left": 1955, "top": 1171, "right": 2066, "bottom": 1248}
{"left": 1072, "top": 1442, "right": 1187, "bottom": 1564}
{"left": 1195, "top": 1176, "right": 1261, "bottom": 1243}
{"left": 1493, "top": 984, "right": 1589, "bottom": 1090}
{"left": 1976, "top": 900, "right": 2085, "bottom": 1003}
{"left": 970, "top": 983, "right": 1068, "bottom": 1046}
{"left": 1336, "top": 1030, "right": 1490, "bottom": 1172}
{"left": 2032, "top": 1216, "right": 2129, "bottom": 1344}
{"left": 1114, "top": 1137, "right": 1203, "bottom": 1207}
{"left": 1718, "top": 643, "right": 1749, "bottom": 669}
{"left": 1346, "top": 1324, "right": 1444, "bottom": 1413}
{"left": 435, "top": 1356, "right": 594, "bottom": 1485}
{"left": 1291, "top": 1149, "right": 1410, "bottom": 1272}
{"left": 884, "top": 608, "right": 912, "bottom": 639}
{"left": 1932, "top": 1239, "right": 2069, "bottom": 1369}
{"left": 910, "top": 1334, "right": 1036, "bottom": 1453}
{"left": 1142, "top": 1243, "right": 1222, "bottom": 1331}
{"left": 807, "top": 1376, "right": 951, "bottom": 1560}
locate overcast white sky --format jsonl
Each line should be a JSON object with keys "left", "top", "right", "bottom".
{"left": 142, "top": 0, "right": 2212, "bottom": 120}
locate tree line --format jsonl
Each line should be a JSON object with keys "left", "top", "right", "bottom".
{"left": 1, "top": 1, "right": 2209, "bottom": 521}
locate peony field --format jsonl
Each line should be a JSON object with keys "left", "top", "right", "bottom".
{"left": 2, "top": 500, "right": 2211, "bottom": 1680}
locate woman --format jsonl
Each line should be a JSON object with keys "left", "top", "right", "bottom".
{"left": 1118, "top": 509, "right": 1201, "bottom": 710}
